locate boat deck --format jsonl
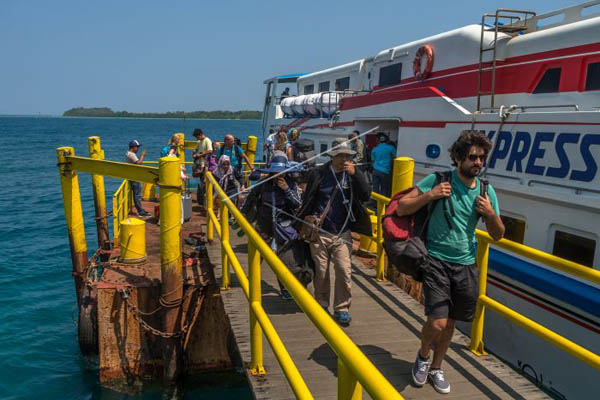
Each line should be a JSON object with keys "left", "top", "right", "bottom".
{"left": 206, "top": 222, "right": 551, "bottom": 399}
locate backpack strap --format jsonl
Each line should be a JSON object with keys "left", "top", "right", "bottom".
{"left": 480, "top": 177, "right": 489, "bottom": 197}
{"left": 434, "top": 171, "right": 454, "bottom": 230}
{"left": 477, "top": 177, "right": 489, "bottom": 221}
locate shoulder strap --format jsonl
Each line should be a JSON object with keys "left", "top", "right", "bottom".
{"left": 235, "top": 143, "right": 242, "bottom": 159}
{"left": 480, "top": 178, "right": 489, "bottom": 197}
{"left": 433, "top": 170, "right": 454, "bottom": 230}
{"left": 317, "top": 182, "right": 340, "bottom": 228}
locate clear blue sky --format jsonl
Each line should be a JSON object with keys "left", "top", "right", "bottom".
{"left": 0, "top": 0, "right": 580, "bottom": 115}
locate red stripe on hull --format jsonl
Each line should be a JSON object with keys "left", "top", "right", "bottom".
{"left": 399, "top": 121, "right": 447, "bottom": 128}
{"left": 489, "top": 279, "right": 600, "bottom": 335}
{"left": 341, "top": 42, "right": 600, "bottom": 111}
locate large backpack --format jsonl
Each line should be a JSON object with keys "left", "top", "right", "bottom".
{"left": 217, "top": 142, "right": 243, "bottom": 171}
{"left": 382, "top": 171, "right": 452, "bottom": 281}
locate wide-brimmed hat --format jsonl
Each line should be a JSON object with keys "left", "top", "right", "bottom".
{"left": 258, "top": 155, "right": 304, "bottom": 174}
{"left": 327, "top": 137, "right": 356, "bottom": 157}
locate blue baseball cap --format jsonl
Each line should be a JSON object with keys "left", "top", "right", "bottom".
{"left": 129, "top": 140, "right": 141, "bottom": 147}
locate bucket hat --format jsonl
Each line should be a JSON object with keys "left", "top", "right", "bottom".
{"left": 327, "top": 137, "right": 356, "bottom": 157}
{"left": 258, "top": 155, "right": 304, "bottom": 174}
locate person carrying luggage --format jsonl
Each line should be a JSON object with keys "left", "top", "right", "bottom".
{"left": 394, "top": 130, "right": 505, "bottom": 394}
{"left": 241, "top": 154, "right": 311, "bottom": 299}
{"left": 296, "top": 137, "right": 371, "bottom": 326}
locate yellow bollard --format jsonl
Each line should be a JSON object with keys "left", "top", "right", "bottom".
{"left": 248, "top": 239, "right": 266, "bottom": 375}
{"left": 158, "top": 156, "right": 183, "bottom": 382}
{"left": 56, "top": 147, "right": 87, "bottom": 304}
{"left": 88, "top": 137, "right": 109, "bottom": 248}
{"left": 390, "top": 157, "right": 414, "bottom": 196}
{"left": 118, "top": 218, "right": 147, "bottom": 263}
{"left": 338, "top": 357, "right": 362, "bottom": 400}
{"left": 221, "top": 202, "right": 230, "bottom": 289}
{"left": 470, "top": 239, "right": 490, "bottom": 356}
{"left": 206, "top": 174, "right": 214, "bottom": 242}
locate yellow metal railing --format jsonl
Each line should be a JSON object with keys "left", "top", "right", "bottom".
{"left": 205, "top": 171, "right": 403, "bottom": 400}
{"left": 112, "top": 179, "right": 133, "bottom": 245}
{"left": 368, "top": 164, "right": 600, "bottom": 372}
{"left": 470, "top": 230, "right": 600, "bottom": 370}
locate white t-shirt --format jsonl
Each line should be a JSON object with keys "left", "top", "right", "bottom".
{"left": 126, "top": 151, "right": 139, "bottom": 164}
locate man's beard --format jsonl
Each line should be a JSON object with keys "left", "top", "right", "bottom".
{"left": 460, "top": 163, "right": 481, "bottom": 178}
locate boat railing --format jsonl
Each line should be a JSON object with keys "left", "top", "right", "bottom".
{"left": 112, "top": 179, "right": 132, "bottom": 245}
{"left": 369, "top": 158, "right": 600, "bottom": 371}
{"left": 204, "top": 170, "right": 404, "bottom": 400}
{"left": 518, "top": 1, "right": 600, "bottom": 33}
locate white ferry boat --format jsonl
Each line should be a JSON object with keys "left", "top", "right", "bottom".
{"left": 261, "top": 3, "right": 600, "bottom": 399}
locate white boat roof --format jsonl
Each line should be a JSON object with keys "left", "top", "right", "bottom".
{"left": 297, "top": 59, "right": 364, "bottom": 84}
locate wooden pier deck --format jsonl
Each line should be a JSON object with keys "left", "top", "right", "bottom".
{"left": 206, "top": 224, "right": 551, "bottom": 400}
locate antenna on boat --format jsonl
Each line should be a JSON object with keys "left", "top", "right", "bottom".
{"left": 482, "top": 105, "right": 516, "bottom": 178}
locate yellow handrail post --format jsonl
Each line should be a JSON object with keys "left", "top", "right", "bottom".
{"left": 338, "top": 357, "right": 362, "bottom": 400}
{"left": 390, "top": 156, "right": 414, "bottom": 196}
{"left": 88, "top": 137, "right": 110, "bottom": 249}
{"left": 158, "top": 156, "right": 183, "bottom": 382}
{"left": 248, "top": 239, "right": 266, "bottom": 375}
{"left": 375, "top": 199, "right": 386, "bottom": 281}
{"left": 221, "top": 202, "right": 230, "bottom": 290}
{"left": 205, "top": 174, "right": 214, "bottom": 242}
{"left": 56, "top": 147, "right": 88, "bottom": 305}
{"left": 176, "top": 132, "right": 185, "bottom": 164}
{"left": 470, "top": 238, "right": 490, "bottom": 356}
{"left": 245, "top": 135, "right": 257, "bottom": 186}
{"left": 112, "top": 192, "right": 119, "bottom": 246}
{"left": 127, "top": 180, "right": 133, "bottom": 215}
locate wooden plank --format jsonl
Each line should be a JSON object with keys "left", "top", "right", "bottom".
{"left": 207, "top": 225, "right": 551, "bottom": 400}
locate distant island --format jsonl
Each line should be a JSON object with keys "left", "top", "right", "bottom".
{"left": 63, "top": 107, "right": 262, "bottom": 120}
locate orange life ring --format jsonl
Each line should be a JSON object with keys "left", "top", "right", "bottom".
{"left": 413, "top": 45, "right": 434, "bottom": 81}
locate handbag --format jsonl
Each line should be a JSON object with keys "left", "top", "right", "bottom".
{"left": 298, "top": 183, "right": 339, "bottom": 243}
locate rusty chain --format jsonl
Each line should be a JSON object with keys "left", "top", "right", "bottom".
{"left": 119, "top": 284, "right": 200, "bottom": 339}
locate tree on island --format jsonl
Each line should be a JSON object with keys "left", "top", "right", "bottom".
{"left": 63, "top": 107, "right": 262, "bottom": 120}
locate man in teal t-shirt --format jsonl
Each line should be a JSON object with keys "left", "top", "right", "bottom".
{"left": 395, "top": 131, "right": 505, "bottom": 394}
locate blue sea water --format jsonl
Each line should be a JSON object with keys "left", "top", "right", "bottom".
{"left": 0, "top": 116, "right": 262, "bottom": 400}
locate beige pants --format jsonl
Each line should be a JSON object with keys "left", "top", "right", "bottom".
{"left": 309, "top": 230, "right": 353, "bottom": 312}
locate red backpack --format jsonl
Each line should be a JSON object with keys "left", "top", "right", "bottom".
{"left": 382, "top": 171, "right": 451, "bottom": 281}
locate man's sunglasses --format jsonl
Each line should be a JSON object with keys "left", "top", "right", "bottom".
{"left": 468, "top": 154, "right": 486, "bottom": 161}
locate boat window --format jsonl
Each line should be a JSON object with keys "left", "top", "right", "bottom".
{"left": 533, "top": 67, "right": 561, "bottom": 94}
{"left": 379, "top": 63, "right": 403, "bottom": 87}
{"left": 320, "top": 143, "right": 328, "bottom": 153}
{"left": 335, "top": 77, "right": 350, "bottom": 91}
{"left": 318, "top": 81, "right": 330, "bottom": 92}
{"left": 585, "top": 62, "right": 600, "bottom": 91}
{"left": 500, "top": 215, "right": 526, "bottom": 244}
{"left": 552, "top": 230, "right": 596, "bottom": 267}
{"left": 304, "top": 84, "right": 314, "bottom": 95}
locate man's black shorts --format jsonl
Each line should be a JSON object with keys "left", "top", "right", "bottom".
{"left": 423, "top": 256, "right": 479, "bottom": 322}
